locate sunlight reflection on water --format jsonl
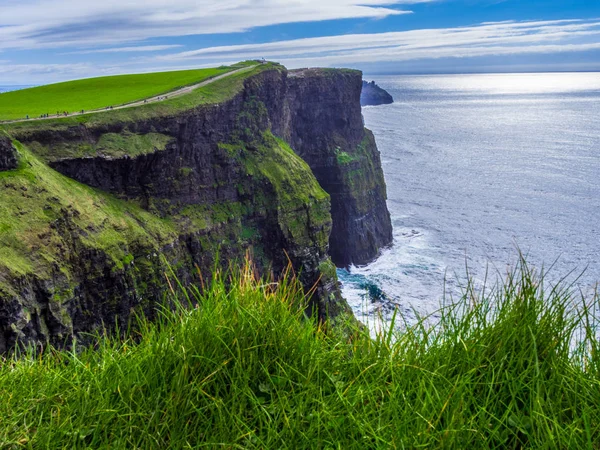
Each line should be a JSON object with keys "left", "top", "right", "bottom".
{"left": 340, "top": 72, "right": 600, "bottom": 336}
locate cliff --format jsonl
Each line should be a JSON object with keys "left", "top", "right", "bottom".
{"left": 280, "top": 69, "right": 392, "bottom": 266}
{"left": 0, "top": 63, "right": 392, "bottom": 351}
{"left": 361, "top": 80, "right": 394, "bottom": 106}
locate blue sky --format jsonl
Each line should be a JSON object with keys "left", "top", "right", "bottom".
{"left": 0, "top": 0, "right": 599, "bottom": 84}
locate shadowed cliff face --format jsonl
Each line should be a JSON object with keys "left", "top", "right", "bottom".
{"left": 0, "top": 136, "right": 18, "bottom": 171}
{"left": 278, "top": 69, "right": 393, "bottom": 267}
{"left": 0, "top": 65, "right": 391, "bottom": 351}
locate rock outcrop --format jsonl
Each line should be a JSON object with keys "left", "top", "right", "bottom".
{"left": 0, "top": 63, "right": 392, "bottom": 351}
{"left": 0, "top": 136, "right": 18, "bottom": 171}
{"left": 361, "top": 80, "right": 394, "bottom": 106}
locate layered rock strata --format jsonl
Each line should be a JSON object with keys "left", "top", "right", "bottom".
{"left": 280, "top": 69, "right": 393, "bottom": 267}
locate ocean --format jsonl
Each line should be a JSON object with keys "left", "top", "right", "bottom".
{"left": 0, "top": 86, "right": 32, "bottom": 93}
{"left": 340, "top": 72, "right": 600, "bottom": 333}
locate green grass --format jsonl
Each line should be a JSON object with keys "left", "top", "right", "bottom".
{"left": 0, "top": 67, "right": 232, "bottom": 121}
{"left": 1, "top": 62, "right": 277, "bottom": 135}
{"left": 334, "top": 147, "right": 358, "bottom": 165}
{"left": 1, "top": 258, "right": 599, "bottom": 448}
{"left": 0, "top": 141, "right": 178, "bottom": 290}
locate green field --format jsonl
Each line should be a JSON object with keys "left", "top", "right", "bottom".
{"left": 0, "top": 63, "right": 279, "bottom": 134}
{"left": 0, "top": 66, "right": 232, "bottom": 121}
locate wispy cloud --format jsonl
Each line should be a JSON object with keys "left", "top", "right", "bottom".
{"left": 65, "top": 45, "right": 184, "bottom": 55}
{"left": 0, "top": 62, "right": 96, "bottom": 80}
{"left": 0, "top": 0, "right": 435, "bottom": 51}
{"left": 152, "top": 19, "right": 600, "bottom": 67}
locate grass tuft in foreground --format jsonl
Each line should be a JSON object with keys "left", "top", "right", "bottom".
{"left": 0, "top": 258, "right": 599, "bottom": 448}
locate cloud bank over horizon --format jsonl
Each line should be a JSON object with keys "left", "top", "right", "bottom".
{"left": 155, "top": 19, "right": 600, "bottom": 67}
{"left": 0, "top": 0, "right": 598, "bottom": 83}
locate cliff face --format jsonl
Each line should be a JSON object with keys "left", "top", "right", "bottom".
{"left": 0, "top": 136, "right": 18, "bottom": 171}
{"left": 0, "top": 65, "right": 391, "bottom": 351}
{"left": 278, "top": 69, "right": 393, "bottom": 267}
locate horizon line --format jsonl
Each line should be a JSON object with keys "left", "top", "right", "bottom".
{"left": 1, "top": 68, "right": 600, "bottom": 87}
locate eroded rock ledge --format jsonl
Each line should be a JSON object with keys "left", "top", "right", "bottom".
{"left": 0, "top": 136, "right": 18, "bottom": 171}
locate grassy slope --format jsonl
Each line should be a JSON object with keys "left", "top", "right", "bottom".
{"left": 0, "top": 67, "right": 233, "bottom": 121}
{"left": 1, "top": 62, "right": 276, "bottom": 138}
{"left": 0, "top": 141, "right": 177, "bottom": 292}
{"left": 0, "top": 259, "right": 598, "bottom": 448}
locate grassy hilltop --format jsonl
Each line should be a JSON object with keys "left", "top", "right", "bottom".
{"left": 0, "top": 62, "right": 273, "bottom": 132}
{"left": 0, "top": 66, "right": 234, "bottom": 121}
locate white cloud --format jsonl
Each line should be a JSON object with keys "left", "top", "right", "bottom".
{"left": 0, "top": 0, "right": 435, "bottom": 51}
{"left": 65, "top": 45, "right": 184, "bottom": 55}
{"left": 0, "top": 63, "right": 103, "bottom": 84}
{"left": 1, "top": 14, "right": 599, "bottom": 83}
{"left": 152, "top": 19, "right": 600, "bottom": 66}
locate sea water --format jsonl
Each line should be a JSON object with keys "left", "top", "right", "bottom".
{"left": 0, "top": 86, "right": 32, "bottom": 93}
{"left": 340, "top": 72, "right": 600, "bottom": 334}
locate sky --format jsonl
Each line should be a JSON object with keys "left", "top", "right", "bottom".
{"left": 0, "top": 0, "right": 599, "bottom": 84}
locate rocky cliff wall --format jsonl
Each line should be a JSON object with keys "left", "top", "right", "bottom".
{"left": 0, "top": 136, "right": 18, "bottom": 171}
{"left": 277, "top": 69, "right": 393, "bottom": 267}
{"left": 0, "top": 64, "right": 392, "bottom": 351}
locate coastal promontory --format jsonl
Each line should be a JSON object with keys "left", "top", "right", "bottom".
{"left": 0, "top": 62, "right": 392, "bottom": 351}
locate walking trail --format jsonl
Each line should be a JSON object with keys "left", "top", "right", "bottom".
{"left": 2, "top": 65, "right": 257, "bottom": 124}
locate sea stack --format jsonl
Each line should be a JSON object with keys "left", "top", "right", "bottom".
{"left": 360, "top": 80, "right": 394, "bottom": 106}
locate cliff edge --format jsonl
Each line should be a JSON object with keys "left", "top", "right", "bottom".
{"left": 0, "top": 63, "right": 392, "bottom": 351}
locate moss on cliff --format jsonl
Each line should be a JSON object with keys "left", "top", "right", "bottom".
{"left": 221, "top": 130, "right": 331, "bottom": 250}
{"left": 29, "top": 132, "right": 174, "bottom": 162}
{"left": 95, "top": 132, "right": 173, "bottom": 158}
{"left": 0, "top": 127, "right": 338, "bottom": 348}
{"left": 0, "top": 142, "right": 178, "bottom": 289}
{"left": 340, "top": 132, "right": 383, "bottom": 211}
{"left": 0, "top": 130, "right": 332, "bottom": 290}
